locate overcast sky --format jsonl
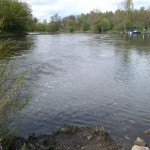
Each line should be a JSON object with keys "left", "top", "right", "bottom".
{"left": 22, "top": 0, "right": 150, "bottom": 21}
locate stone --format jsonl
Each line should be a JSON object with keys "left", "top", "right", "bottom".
{"left": 0, "top": 144, "right": 3, "bottom": 150}
{"left": 87, "top": 135, "right": 93, "bottom": 140}
{"left": 134, "top": 137, "right": 146, "bottom": 146}
{"left": 144, "top": 129, "right": 150, "bottom": 135}
{"left": 132, "top": 145, "right": 149, "bottom": 150}
{"left": 60, "top": 127, "right": 68, "bottom": 132}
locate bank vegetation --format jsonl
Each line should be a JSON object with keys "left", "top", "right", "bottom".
{"left": 30, "top": 0, "right": 150, "bottom": 33}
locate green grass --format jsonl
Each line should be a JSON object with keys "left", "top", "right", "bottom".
{"left": 0, "top": 58, "right": 30, "bottom": 149}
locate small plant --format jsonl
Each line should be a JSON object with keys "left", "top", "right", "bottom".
{"left": 22, "top": 143, "right": 27, "bottom": 150}
{"left": 0, "top": 38, "right": 20, "bottom": 50}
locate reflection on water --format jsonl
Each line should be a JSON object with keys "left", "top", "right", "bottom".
{"left": 1, "top": 34, "right": 150, "bottom": 148}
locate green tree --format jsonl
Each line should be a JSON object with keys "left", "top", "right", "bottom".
{"left": 123, "top": 0, "right": 134, "bottom": 30}
{"left": 48, "top": 14, "right": 61, "bottom": 32}
{"left": 76, "top": 14, "right": 89, "bottom": 31}
{"left": 112, "top": 9, "right": 125, "bottom": 31}
{"left": 88, "top": 10, "right": 102, "bottom": 32}
{"left": 34, "top": 22, "right": 47, "bottom": 31}
{"left": 0, "top": 0, "right": 33, "bottom": 34}
{"left": 123, "top": 0, "right": 133, "bottom": 11}
{"left": 100, "top": 18, "right": 111, "bottom": 31}
{"left": 67, "top": 19, "right": 75, "bottom": 32}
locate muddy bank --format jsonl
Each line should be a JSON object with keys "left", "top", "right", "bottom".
{"left": 2, "top": 125, "right": 125, "bottom": 150}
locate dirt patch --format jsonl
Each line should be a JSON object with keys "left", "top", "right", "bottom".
{"left": 4, "top": 125, "right": 123, "bottom": 150}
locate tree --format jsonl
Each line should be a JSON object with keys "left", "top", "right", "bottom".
{"left": 48, "top": 14, "right": 61, "bottom": 32}
{"left": 123, "top": 0, "right": 134, "bottom": 12}
{"left": 112, "top": 9, "right": 126, "bottom": 31}
{"left": 100, "top": 18, "right": 111, "bottom": 31}
{"left": 0, "top": 0, "right": 33, "bottom": 34}
{"left": 0, "top": 0, "right": 10, "bottom": 32}
{"left": 61, "top": 15, "right": 77, "bottom": 32}
{"left": 123, "top": 0, "right": 134, "bottom": 30}
{"left": 51, "top": 14, "right": 61, "bottom": 23}
{"left": 76, "top": 14, "right": 89, "bottom": 31}
{"left": 88, "top": 10, "right": 103, "bottom": 32}
{"left": 67, "top": 19, "right": 75, "bottom": 32}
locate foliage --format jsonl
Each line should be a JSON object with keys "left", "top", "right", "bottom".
{"left": 81, "top": 22, "right": 89, "bottom": 31}
{"left": 18, "top": 0, "right": 150, "bottom": 33}
{"left": 34, "top": 22, "right": 48, "bottom": 32}
{"left": 67, "top": 19, "right": 75, "bottom": 32}
{"left": 47, "top": 14, "right": 61, "bottom": 32}
{"left": 0, "top": 38, "right": 19, "bottom": 50}
{"left": 101, "top": 18, "right": 111, "bottom": 31}
{"left": 0, "top": 0, "right": 33, "bottom": 34}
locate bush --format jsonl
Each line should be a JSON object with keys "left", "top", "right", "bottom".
{"left": 0, "top": 39, "right": 19, "bottom": 50}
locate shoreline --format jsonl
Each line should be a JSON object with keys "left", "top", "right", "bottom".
{"left": 1, "top": 125, "right": 124, "bottom": 150}
{"left": 0, "top": 32, "right": 28, "bottom": 38}
{"left": 0, "top": 33, "right": 17, "bottom": 38}
{"left": 1, "top": 125, "right": 149, "bottom": 149}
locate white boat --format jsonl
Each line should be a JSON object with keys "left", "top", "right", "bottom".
{"left": 128, "top": 29, "right": 141, "bottom": 34}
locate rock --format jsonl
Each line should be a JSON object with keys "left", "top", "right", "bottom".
{"left": 0, "top": 144, "right": 3, "bottom": 150}
{"left": 134, "top": 137, "right": 146, "bottom": 146}
{"left": 87, "top": 135, "right": 93, "bottom": 140}
{"left": 144, "top": 129, "right": 150, "bottom": 135}
{"left": 132, "top": 145, "right": 149, "bottom": 150}
{"left": 60, "top": 127, "right": 69, "bottom": 132}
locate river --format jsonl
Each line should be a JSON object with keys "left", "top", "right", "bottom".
{"left": 1, "top": 33, "right": 150, "bottom": 146}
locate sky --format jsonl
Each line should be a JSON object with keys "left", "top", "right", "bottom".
{"left": 22, "top": 0, "right": 150, "bottom": 21}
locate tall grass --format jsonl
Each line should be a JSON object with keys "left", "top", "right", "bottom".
{"left": 0, "top": 59, "right": 29, "bottom": 149}
{"left": 0, "top": 39, "right": 19, "bottom": 50}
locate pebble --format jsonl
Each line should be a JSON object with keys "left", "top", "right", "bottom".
{"left": 132, "top": 145, "right": 149, "bottom": 150}
{"left": 134, "top": 137, "right": 146, "bottom": 146}
{"left": 0, "top": 144, "right": 3, "bottom": 150}
{"left": 144, "top": 129, "right": 150, "bottom": 135}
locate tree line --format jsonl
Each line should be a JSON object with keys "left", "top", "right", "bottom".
{"left": 0, "top": 0, "right": 150, "bottom": 34}
{"left": 30, "top": 0, "right": 150, "bottom": 33}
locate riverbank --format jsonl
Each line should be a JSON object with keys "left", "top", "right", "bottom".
{"left": 1, "top": 125, "right": 150, "bottom": 150}
{"left": 0, "top": 30, "right": 143, "bottom": 37}
{"left": 1, "top": 125, "right": 123, "bottom": 150}
{"left": 0, "top": 32, "right": 17, "bottom": 38}
{"left": 0, "top": 32, "right": 28, "bottom": 38}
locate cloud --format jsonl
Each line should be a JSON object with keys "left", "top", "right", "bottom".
{"left": 22, "top": 0, "right": 150, "bottom": 20}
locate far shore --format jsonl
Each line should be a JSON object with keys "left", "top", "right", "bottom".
{"left": 1, "top": 30, "right": 150, "bottom": 38}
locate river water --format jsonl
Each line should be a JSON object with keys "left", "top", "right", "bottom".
{"left": 1, "top": 33, "right": 150, "bottom": 146}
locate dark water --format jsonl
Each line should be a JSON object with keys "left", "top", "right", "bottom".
{"left": 1, "top": 33, "right": 150, "bottom": 146}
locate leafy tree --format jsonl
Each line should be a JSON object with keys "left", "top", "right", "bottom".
{"left": 67, "top": 19, "right": 75, "bottom": 32}
{"left": 48, "top": 22, "right": 59, "bottom": 32}
{"left": 123, "top": 0, "right": 134, "bottom": 30}
{"left": 101, "top": 18, "right": 111, "bottom": 31}
{"left": 88, "top": 10, "right": 103, "bottom": 32}
{"left": 48, "top": 14, "right": 61, "bottom": 32}
{"left": 0, "top": 0, "right": 33, "bottom": 34}
{"left": 123, "top": 0, "right": 134, "bottom": 11}
{"left": 81, "top": 22, "right": 89, "bottom": 31}
{"left": 76, "top": 14, "right": 89, "bottom": 31}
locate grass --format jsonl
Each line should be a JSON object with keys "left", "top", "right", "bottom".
{"left": 0, "top": 57, "right": 30, "bottom": 149}
{"left": 0, "top": 32, "right": 17, "bottom": 38}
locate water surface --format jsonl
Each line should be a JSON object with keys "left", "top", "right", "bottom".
{"left": 1, "top": 33, "right": 150, "bottom": 146}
